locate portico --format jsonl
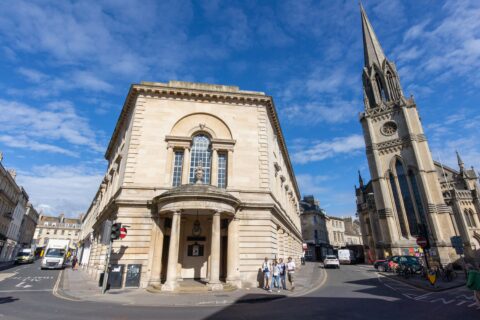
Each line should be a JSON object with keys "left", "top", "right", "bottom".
{"left": 152, "top": 184, "right": 241, "bottom": 291}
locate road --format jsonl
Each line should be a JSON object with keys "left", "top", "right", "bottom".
{"left": 0, "top": 261, "right": 478, "bottom": 319}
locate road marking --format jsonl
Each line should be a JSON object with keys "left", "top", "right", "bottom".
{"left": 0, "top": 289, "right": 52, "bottom": 292}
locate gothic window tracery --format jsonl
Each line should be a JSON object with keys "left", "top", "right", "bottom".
{"left": 389, "top": 172, "right": 408, "bottom": 238}
{"left": 381, "top": 121, "right": 397, "bottom": 136}
{"left": 386, "top": 71, "right": 397, "bottom": 100}
{"left": 375, "top": 74, "right": 387, "bottom": 102}
{"left": 396, "top": 160, "right": 419, "bottom": 236}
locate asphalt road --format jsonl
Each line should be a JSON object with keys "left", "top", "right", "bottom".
{"left": 0, "top": 262, "right": 478, "bottom": 319}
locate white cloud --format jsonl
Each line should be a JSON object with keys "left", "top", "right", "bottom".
{"left": 292, "top": 134, "right": 365, "bottom": 164}
{"left": 0, "top": 99, "right": 103, "bottom": 155}
{"left": 296, "top": 174, "right": 331, "bottom": 195}
{"left": 17, "top": 165, "right": 103, "bottom": 216}
{"left": 0, "top": 135, "right": 77, "bottom": 157}
{"left": 282, "top": 100, "right": 357, "bottom": 125}
{"left": 17, "top": 67, "right": 48, "bottom": 83}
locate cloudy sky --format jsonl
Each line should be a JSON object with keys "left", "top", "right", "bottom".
{"left": 0, "top": 0, "right": 479, "bottom": 217}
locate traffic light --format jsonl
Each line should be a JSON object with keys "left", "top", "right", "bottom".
{"left": 111, "top": 223, "right": 122, "bottom": 241}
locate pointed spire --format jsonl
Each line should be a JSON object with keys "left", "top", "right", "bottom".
{"left": 358, "top": 170, "right": 364, "bottom": 188}
{"left": 360, "top": 3, "right": 387, "bottom": 68}
{"left": 456, "top": 150, "right": 465, "bottom": 172}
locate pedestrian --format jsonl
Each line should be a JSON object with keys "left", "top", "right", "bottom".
{"left": 278, "top": 258, "right": 287, "bottom": 290}
{"left": 72, "top": 255, "right": 78, "bottom": 270}
{"left": 262, "top": 257, "right": 271, "bottom": 292}
{"left": 287, "top": 256, "right": 296, "bottom": 291}
{"left": 272, "top": 259, "right": 280, "bottom": 292}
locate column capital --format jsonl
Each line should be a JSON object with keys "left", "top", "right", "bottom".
{"left": 172, "top": 210, "right": 182, "bottom": 216}
{"left": 213, "top": 209, "right": 222, "bottom": 216}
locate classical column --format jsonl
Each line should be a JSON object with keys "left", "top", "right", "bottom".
{"left": 227, "top": 149, "right": 233, "bottom": 188}
{"left": 149, "top": 217, "right": 164, "bottom": 285}
{"left": 208, "top": 210, "right": 223, "bottom": 290}
{"left": 226, "top": 217, "right": 240, "bottom": 287}
{"left": 211, "top": 148, "right": 219, "bottom": 186}
{"left": 181, "top": 147, "right": 190, "bottom": 185}
{"left": 164, "top": 146, "right": 174, "bottom": 185}
{"left": 161, "top": 211, "right": 181, "bottom": 291}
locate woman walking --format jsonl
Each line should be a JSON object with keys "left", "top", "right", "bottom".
{"left": 272, "top": 260, "right": 280, "bottom": 292}
{"left": 262, "top": 257, "right": 271, "bottom": 292}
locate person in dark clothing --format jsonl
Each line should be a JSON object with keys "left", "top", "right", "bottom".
{"left": 72, "top": 256, "right": 78, "bottom": 270}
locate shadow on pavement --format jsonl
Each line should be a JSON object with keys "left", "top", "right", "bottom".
{"left": 0, "top": 296, "right": 19, "bottom": 304}
{"left": 201, "top": 294, "right": 477, "bottom": 320}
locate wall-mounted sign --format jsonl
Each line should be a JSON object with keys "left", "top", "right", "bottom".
{"left": 188, "top": 243, "right": 204, "bottom": 256}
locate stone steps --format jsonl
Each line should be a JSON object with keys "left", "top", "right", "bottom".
{"left": 146, "top": 282, "right": 237, "bottom": 294}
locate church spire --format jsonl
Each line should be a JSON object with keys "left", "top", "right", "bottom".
{"left": 360, "top": 3, "right": 387, "bottom": 68}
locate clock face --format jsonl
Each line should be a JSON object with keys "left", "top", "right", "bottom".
{"left": 381, "top": 121, "right": 397, "bottom": 136}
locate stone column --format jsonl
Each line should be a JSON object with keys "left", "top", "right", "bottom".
{"left": 211, "top": 148, "right": 219, "bottom": 186}
{"left": 161, "top": 211, "right": 181, "bottom": 291}
{"left": 226, "top": 217, "right": 240, "bottom": 287}
{"left": 208, "top": 210, "right": 223, "bottom": 290}
{"left": 227, "top": 149, "right": 233, "bottom": 188}
{"left": 149, "top": 217, "right": 164, "bottom": 285}
{"left": 164, "top": 146, "right": 174, "bottom": 185}
{"left": 181, "top": 147, "right": 190, "bottom": 185}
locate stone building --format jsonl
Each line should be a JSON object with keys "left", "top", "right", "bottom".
{"left": 80, "top": 81, "right": 302, "bottom": 290}
{"left": 326, "top": 216, "right": 345, "bottom": 249}
{"left": 344, "top": 217, "right": 363, "bottom": 246}
{"left": 1, "top": 187, "right": 29, "bottom": 261}
{"left": 299, "top": 195, "right": 332, "bottom": 261}
{"left": 355, "top": 6, "right": 480, "bottom": 266}
{"left": 33, "top": 213, "right": 82, "bottom": 247}
{"left": 18, "top": 203, "right": 39, "bottom": 248}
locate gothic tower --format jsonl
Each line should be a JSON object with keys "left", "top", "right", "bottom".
{"left": 358, "top": 5, "right": 456, "bottom": 262}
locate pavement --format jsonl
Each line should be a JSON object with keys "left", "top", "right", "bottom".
{"left": 0, "top": 261, "right": 478, "bottom": 319}
{"left": 379, "top": 268, "right": 467, "bottom": 292}
{"left": 56, "top": 261, "right": 327, "bottom": 306}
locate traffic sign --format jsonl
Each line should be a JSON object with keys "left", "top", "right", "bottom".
{"left": 416, "top": 236, "right": 428, "bottom": 248}
{"left": 120, "top": 227, "right": 127, "bottom": 239}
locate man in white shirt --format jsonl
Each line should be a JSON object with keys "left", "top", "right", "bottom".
{"left": 286, "top": 256, "right": 296, "bottom": 291}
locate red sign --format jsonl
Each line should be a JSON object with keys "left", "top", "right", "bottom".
{"left": 120, "top": 227, "right": 127, "bottom": 239}
{"left": 416, "top": 236, "right": 427, "bottom": 248}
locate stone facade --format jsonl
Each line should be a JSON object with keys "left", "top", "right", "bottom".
{"left": 80, "top": 81, "right": 303, "bottom": 290}
{"left": 356, "top": 6, "right": 480, "bottom": 266}
{"left": 18, "top": 203, "right": 39, "bottom": 248}
{"left": 33, "top": 213, "right": 82, "bottom": 247}
{"left": 299, "top": 195, "right": 332, "bottom": 261}
{"left": 326, "top": 216, "right": 345, "bottom": 249}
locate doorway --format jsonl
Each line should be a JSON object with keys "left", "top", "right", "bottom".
{"left": 161, "top": 236, "right": 170, "bottom": 282}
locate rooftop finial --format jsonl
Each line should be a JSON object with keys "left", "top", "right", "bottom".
{"left": 456, "top": 150, "right": 465, "bottom": 172}
{"left": 358, "top": 170, "right": 364, "bottom": 188}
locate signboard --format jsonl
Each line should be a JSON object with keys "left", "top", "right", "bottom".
{"left": 108, "top": 264, "right": 124, "bottom": 289}
{"left": 416, "top": 236, "right": 428, "bottom": 248}
{"left": 125, "top": 264, "right": 141, "bottom": 287}
{"left": 450, "top": 236, "right": 464, "bottom": 255}
{"left": 120, "top": 227, "right": 127, "bottom": 239}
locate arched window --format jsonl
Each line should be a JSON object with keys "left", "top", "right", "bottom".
{"left": 364, "top": 77, "right": 375, "bottom": 108}
{"left": 389, "top": 172, "right": 408, "bottom": 238}
{"left": 465, "top": 209, "right": 473, "bottom": 228}
{"left": 408, "top": 170, "right": 427, "bottom": 227}
{"left": 386, "top": 71, "right": 397, "bottom": 100}
{"left": 375, "top": 74, "right": 387, "bottom": 102}
{"left": 396, "top": 161, "right": 418, "bottom": 236}
{"left": 189, "top": 134, "right": 212, "bottom": 184}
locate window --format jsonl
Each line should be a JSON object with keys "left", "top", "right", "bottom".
{"left": 172, "top": 150, "right": 184, "bottom": 187}
{"left": 390, "top": 173, "right": 408, "bottom": 238}
{"left": 189, "top": 135, "right": 212, "bottom": 184}
{"left": 386, "top": 71, "right": 397, "bottom": 100}
{"left": 465, "top": 210, "right": 473, "bottom": 228}
{"left": 314, "top": 230, "right": 318, "bottom": 240}
{"left": 217, "top": 152, "right": 227, "bottom": 188}
{"left": 313, "top": 215, "right": 318, "bottom": 224}
{"left": 409, "top": 170, "right": 428, "bottom": 227}
{"left": 375, "top": 74, "right": 387, "bottom": 102}
{"left": 396, "top": 161, "right": 418, "bottom": 236}
{"left": 470, "top": 210, "right": 477, "bottom": 227}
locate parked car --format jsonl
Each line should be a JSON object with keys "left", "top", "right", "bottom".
{"left": 15, "top": 249, "right": 35, "bottom": 264}
{"left": 377, "top": 255, "right": 421, "bottom": 272}
{"left": 373, "top": 259, "right": 386, "bottom": 269}
{"left": 324, "top": 255, "right": 340, "bottom": 269}
{"left": 338, "top": 249, "right": 356, "bottom": 264}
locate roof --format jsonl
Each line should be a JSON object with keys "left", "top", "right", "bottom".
{"left": 360, "top": 4, "right": 387, "bottom": 68}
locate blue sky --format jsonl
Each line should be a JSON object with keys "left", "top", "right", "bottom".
{"left": 0, "top": 0, "right": 479, "bottom": 217}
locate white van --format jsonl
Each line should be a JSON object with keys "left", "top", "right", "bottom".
{"left": 41, "top": 239, "right": 70, "bottom": 270}
{"left": 15, "top": 248, "right": 34, "bottom": 264}
{"left": 337, "top": 249, "right": 356, "bottom": 264}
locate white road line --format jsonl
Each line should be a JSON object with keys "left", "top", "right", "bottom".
{"left": 0, "top": 289, "right": 51, "bottom": 293}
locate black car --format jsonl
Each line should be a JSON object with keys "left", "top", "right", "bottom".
{"left": 377, "top": 255, "right": 421, "bottom": 272}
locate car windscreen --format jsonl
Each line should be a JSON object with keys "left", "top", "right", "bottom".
{"left": 325, "top": 256, "right": 337, "bottom": 259}
{"left": 45, "top": 248, "right": 65, "bottom": 258}
{"left": 17, "top": 252, "right": 30, "bottom": 257}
